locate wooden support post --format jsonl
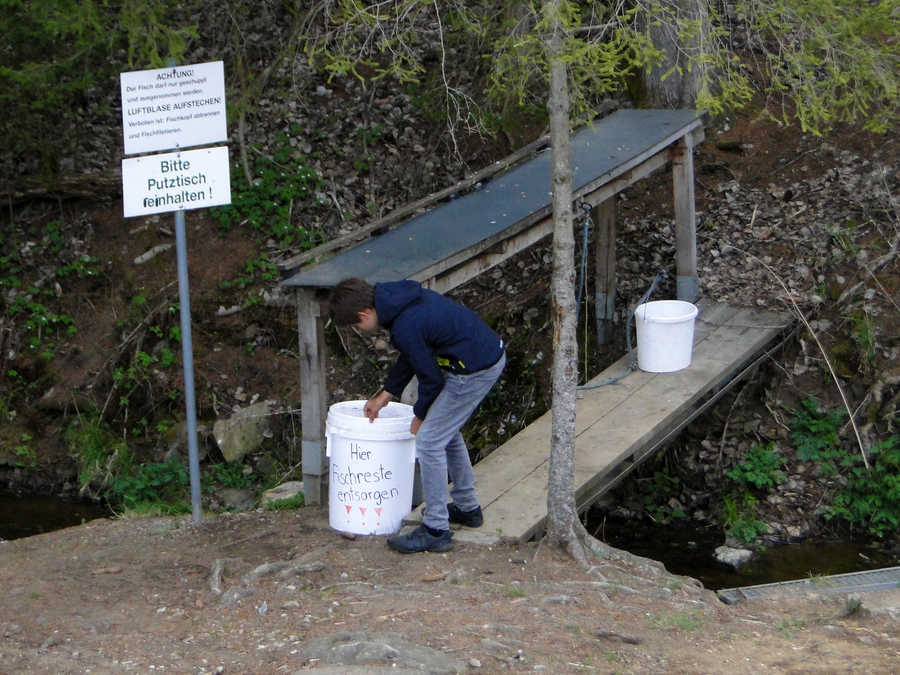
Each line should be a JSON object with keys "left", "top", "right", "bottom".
{"left": 296, "top": 288, "right": 328, "bottom": 505}
{"left": 593, "top": 198, "right": 617, "bottom": 345}
{"left": 672, "top": 135, "right": 699, "bottom": 302}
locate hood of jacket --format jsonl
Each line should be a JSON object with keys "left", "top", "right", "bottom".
{"left": 374, "top": 280, "right": 423, "bottom": 326}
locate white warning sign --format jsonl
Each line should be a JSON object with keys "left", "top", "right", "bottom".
{"left": 120, "top": 61, "right": 227, "bottom": 155}
{"left": 122, "top": 147, "right": 231, "bottom": 217}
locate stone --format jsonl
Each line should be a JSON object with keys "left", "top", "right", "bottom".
{"left": 213, "top": 400, "right": 275, "bottom": 462}
{"left": 163, "top": 421, "right": 211, "bottom": 463}
{"left": 35, "top": 385, "right": 95, "bottom": 413}
{"left": 260, "top": 481, "right": 304, "bottom": 507}
{"left": 714, "top": 545, "right": 754, "bottom": 569}
{"left": 297, "top": 631, "right": 464, "bottom": 673}
{"left": 218, "top": 488, "right": 256, "bottom": 511}
{"left": 786, "top": 524, "right": 809, "bottom": 541}
{"left": 253, "top": 453, "right": 279, "bottom": 480}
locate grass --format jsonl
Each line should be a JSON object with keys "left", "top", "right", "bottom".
{"left": 264, "top": 493, "right": 305, "bottom": 511}
{"left": 647, "top": 610, "right": 704, "bottom": 632}
{"left": 503, "top": 582, "right": 527, "bottom": 598}
{"left": 665, "top": 578, "right": 684, "bottom": 592}
{"left": 775, "top": 617, "right": 808, "bottom": 638}
{"left": 116, "top": 500, "right": 191, "bottom": 518}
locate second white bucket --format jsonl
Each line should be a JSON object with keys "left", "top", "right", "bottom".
{"left": 326, "top": 400, "right": 416, "bottom": 536}
{"left": 634, "top": 300, "right": 699, "bottom": 373}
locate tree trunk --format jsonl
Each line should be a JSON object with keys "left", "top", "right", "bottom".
{"left": 542, "top": 1, "right": 621, "bottom": 565}
{"left": 642, "top": 0, "right": 707, "bottom": 108}
{"left": 543, "top": 2, "right": 582, "bottom": 558}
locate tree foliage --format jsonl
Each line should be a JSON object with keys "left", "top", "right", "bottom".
{"left": 0, "top": 0, "right": 196, "bottom": 176}
{"left": 3, "top": 0, "right": 895, "bottom": 178}
{"left": 300, "top": 0, "right": 897, "bottom": 141}
{"left": 739, "top": 0, "right": 898, "bottom": 134}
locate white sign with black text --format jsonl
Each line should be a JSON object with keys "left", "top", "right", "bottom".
{"left": 122, "top": 146, "right": 231, "bottom": 217}
{"left": 120, "top": 61, "right": 227, "bottom": 155}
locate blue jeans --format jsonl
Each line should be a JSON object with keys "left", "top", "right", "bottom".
{"left": 416, "top": 352, "right": 506, "bottom": 531}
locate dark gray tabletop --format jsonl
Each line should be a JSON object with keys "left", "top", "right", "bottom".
{"left": 283, "top": 109, "right": 703, "bottom": 289}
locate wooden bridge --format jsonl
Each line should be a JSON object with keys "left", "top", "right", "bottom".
{"left": 283, "top": 108, "right": 709, "bottom": 507}
{"left": 282, "top": 107, "right": 796, "bottom": 541}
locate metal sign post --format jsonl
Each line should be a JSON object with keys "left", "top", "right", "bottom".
{"left": 174, "top": 209, "right": 202, "bottom": 523}
{"left": 119, "top": 61, "right": 230, "bottom": 523}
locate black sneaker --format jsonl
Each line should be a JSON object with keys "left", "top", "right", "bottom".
{"left": 447, "top": 503, "right": 484, "bottom": 528}
{"left": 387, "top": 524, "right": 453, "bottom": 554}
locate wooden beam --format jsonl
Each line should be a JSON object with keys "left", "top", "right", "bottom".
{"left": 415, "top": 144, "right": 674, "bottom": 295}
{"left": 276, "top": 134, "right": 551, "bottom": 275}
{"left": 593, "top": 198, "right": 616, "bottom": 345}
{"left": 296, "top": 288, "right": 328, "bottom": 505}
{"left": 574, "top": 118, "right": 703, "bottom": 202}
{"left": 418, "top": 223, "right": 551, "bottom": 294}
{"left": 672, "top": 133, "right": 699, "bottom": 302}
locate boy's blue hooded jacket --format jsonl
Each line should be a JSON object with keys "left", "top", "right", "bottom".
{"left": 375, "top": 280, "right": 503, "bottom": 420}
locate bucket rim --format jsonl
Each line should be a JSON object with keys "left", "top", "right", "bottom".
{"left": 328, "top": 399, "right": 414, "bottom": 413}
{"left": 634, "top": 300, "right": 698, "bottom": 323}
{"left": 326, "top": 400, "right": 415, "bottom": 441}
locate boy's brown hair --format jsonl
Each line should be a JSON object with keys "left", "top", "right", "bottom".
{"left": 330, "top": 277, "right": 376, "bottom": 326}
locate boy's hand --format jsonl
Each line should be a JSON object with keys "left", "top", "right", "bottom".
{"left": 364, "top": 390, "right": 392, "bottom": 421}
{"left": 409, "top": 417, "right": 422, "bottom": 435}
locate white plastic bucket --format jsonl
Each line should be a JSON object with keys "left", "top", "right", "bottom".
{"left": 325, "top": 400, "right": 416, "bottom": 535}
{"left": 634, "top": 300, "right": 699, "bottom": 373}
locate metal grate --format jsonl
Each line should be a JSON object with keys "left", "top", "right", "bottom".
{"left": 717, "top": 566, "right": 900, "bottom": 604}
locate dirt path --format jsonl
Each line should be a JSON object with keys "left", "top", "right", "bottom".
{"left": 1, "top": 508, "right": 897, "bottom": 674}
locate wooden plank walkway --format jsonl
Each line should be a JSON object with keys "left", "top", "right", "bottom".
{"left": 407, "top": 301, "right": 793, "bottom": 541}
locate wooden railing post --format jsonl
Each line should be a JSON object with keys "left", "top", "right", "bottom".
{"left": 296, "top": 288, "right": 328, "bottom": 505}
{"left": 672, "top": 135, "right": 699, "bottom": 302}
{"left": 592, "top": 198, "right": 617, "bottom": 345}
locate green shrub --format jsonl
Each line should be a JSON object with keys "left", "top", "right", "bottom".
{"left": 827, "top": 436, "right": 900, "bottom": 538}
{"left": 638, "top": 468, "right": 687, "bottom": 523}
{"left": 204, "top": 461, "right": 252, "bottom": 490}
{"left": 14, "top": 433, "right": 36, "bottom": 468}
{"left": 727, "top": 442, "right": 786, "bottom": 490}
{"left": 66, "top": 419, "right": 132, "bottom": 496}
{"left": 212, "top": 133, "right": 323, "bottom": 249}
{"left": 790, "top": 397, "right": 849, "bottom": 476}
{"left": 789, "top": 398, "right": 899, "bottom": 538}
{"left": 1, "top": 220, "right": 101, "bottom": 361}
{"left": 721, "top": 492, "right": 768, "bottom": 544}
{"left": 218, "top": 252, "right": 279, "bottom": 291}
{"left": 111, "top": 459, "right": 189, "bottom": 509}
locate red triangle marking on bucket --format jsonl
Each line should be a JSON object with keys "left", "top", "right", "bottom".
{"left": 375, "top": 507, "right": 383, "bottom": 517}
{"left": 345, "top": 505, "right": 352, "bottom": 514}
{"left": 359, "top": 507, "right": 367, "bottom": 516}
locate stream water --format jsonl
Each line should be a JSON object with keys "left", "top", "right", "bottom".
{"left": 0, "top": 494, "right": 110, "bottom": 541}
{"left": 592, "top": 518, "right": 899, "bottom": 590}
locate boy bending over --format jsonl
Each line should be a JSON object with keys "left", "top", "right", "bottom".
{"left": 330, "top": 277, "right": 505, "bottom": 553}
